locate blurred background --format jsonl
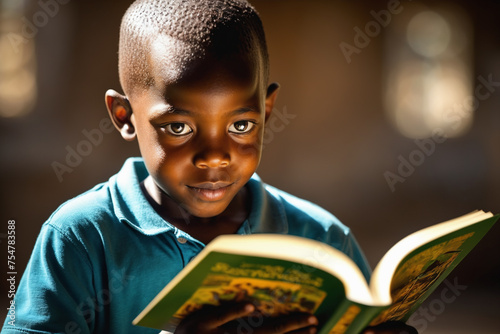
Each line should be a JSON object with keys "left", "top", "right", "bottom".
{"left": 1, "top": 0, "right": 499, "bottom": 332}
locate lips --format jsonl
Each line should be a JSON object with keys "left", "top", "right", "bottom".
{"left": 187, "top": 182, "right": 233, "bottom": 201}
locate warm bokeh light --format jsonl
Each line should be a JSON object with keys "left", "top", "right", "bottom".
{"left": 384, "top": 5, "right": 473, "bottom": 139}
{"left": 407, "top": 11, "right": 451, "bottom": 58}
{"left": 0, "top": 0, "right": 37, "bottom": 118}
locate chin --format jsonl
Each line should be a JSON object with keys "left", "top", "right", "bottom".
{"left": 188, "top": 203, "right": 229, "bottom": 219}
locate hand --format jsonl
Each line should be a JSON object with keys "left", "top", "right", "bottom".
{"left": 174, "top": 302, "right": 318, "bottom": 334}
{"left": 362, "top": 321, "right": 418, "bottom": 334}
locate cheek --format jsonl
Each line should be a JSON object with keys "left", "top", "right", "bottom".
{"left": 233, "top": 142, "right": 261, "bottom": 163}
{"left": 145, "top": 148, "right": 192, "bottom": 198}
{"left": 153, "top": 145, "right": 193, "bottom": 178}
{"left": 231, "top": 136, "right": 263, "bottom": 170}
{"left": 134, "top": 125, "right": 186, "bottom": 182}
{"left": 135, "top": 127, "right": 167, "bottom": 165}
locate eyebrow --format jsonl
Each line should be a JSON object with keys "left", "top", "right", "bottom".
{"left": 232, "top": 106, "right": 260, "bottom": 115}
{"left": 150, "top": 105, "right": 191, "bottom": 118}
{"left": 150, "top": 105, "right": 259, "bottom": 119}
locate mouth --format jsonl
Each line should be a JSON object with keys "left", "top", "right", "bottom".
{"left": 187, "top": 182, "right": 234, "bottom": 201}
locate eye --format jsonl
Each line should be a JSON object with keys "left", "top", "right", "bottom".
{"left": 165, "top": 123, "right": 193, "bottom": 136}
{"left": 229, "top": 120, "right": 255, "bottom": 134}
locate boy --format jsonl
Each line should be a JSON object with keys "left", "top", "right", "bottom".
{"left": 3, "top": 1, "right": 416, "bottom": 333}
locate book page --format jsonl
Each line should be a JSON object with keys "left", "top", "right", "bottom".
{"left": 370, "top": 232, "right": 473, "bottom": 325}
{"left": 369, "top": 212, "right": 498, "bottom": 325}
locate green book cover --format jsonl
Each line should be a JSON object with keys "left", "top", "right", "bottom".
{"left": 135, "top": 252, "right": 358, "bottom": 332}
{"left": 133, "top": 210, "right": 498, "bottom": 334}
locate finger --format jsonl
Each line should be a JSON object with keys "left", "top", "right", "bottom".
{"left": 363, "top": 330, "right": 417, "bottom": 334}
{"left": 286, "top": 324, "right": 318, "bottom": 334}
{"left": 363, "top": 321, "right": 418, "bottom": 334}
{"left": 258, "top": 314, "right": 318, "bottom": 334}
{"left": 202, "top": 302, "right": 255, "bottom": 330}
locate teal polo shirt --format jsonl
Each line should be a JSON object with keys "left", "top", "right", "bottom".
{"left": 2, "top": 158, "right": 371, "bottom": 334}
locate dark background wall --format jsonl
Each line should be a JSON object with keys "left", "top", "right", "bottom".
{"left": 1, "top": 1, "right": 499, "bottom": 332}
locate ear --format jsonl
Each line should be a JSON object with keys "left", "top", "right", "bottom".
{"left": 105, "top": 89, "right": 136, "bottom": 141}
{"left": 264, "top": 82, "right": 280, "bottom": 122}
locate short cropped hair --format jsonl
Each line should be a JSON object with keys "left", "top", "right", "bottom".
{"left": 119, "top": 0, "right": 270, "bottom": 97}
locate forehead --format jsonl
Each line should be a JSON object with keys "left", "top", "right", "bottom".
{"left": 147, "top": 34, "right": 263, "bottom": 95}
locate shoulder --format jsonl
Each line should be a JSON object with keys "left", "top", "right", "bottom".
{"left": 252, "top": 177, "right": 372, "bottom": 280}
{"left": 249, "top": 175, "right": 351, "bottom": 240}
{"left": 33, "top": 178, "right": 126, "bottom": 275}
{"left": 45, "top": 180, "right": 115, "bottom": 239}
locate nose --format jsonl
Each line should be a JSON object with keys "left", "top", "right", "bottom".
{"left": 192, "top": 136, "right": 231, "bottom": 169}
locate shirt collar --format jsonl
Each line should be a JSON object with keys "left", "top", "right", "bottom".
{"left": 109, "top": 158, "right": 173, "bottom": 235}
{"left": 244, "top": 174, "right": 288, "bottom": 234}
{"left": 109, "top": 157, "right": 288, "bottom": 236}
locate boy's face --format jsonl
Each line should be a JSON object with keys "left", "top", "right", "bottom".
{"left": 108, "top": 37, "right": 278, "bottom": 219}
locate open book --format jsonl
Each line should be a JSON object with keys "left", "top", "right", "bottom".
{"left": 133, "top": 210, "right": 498, "bottom": 334}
